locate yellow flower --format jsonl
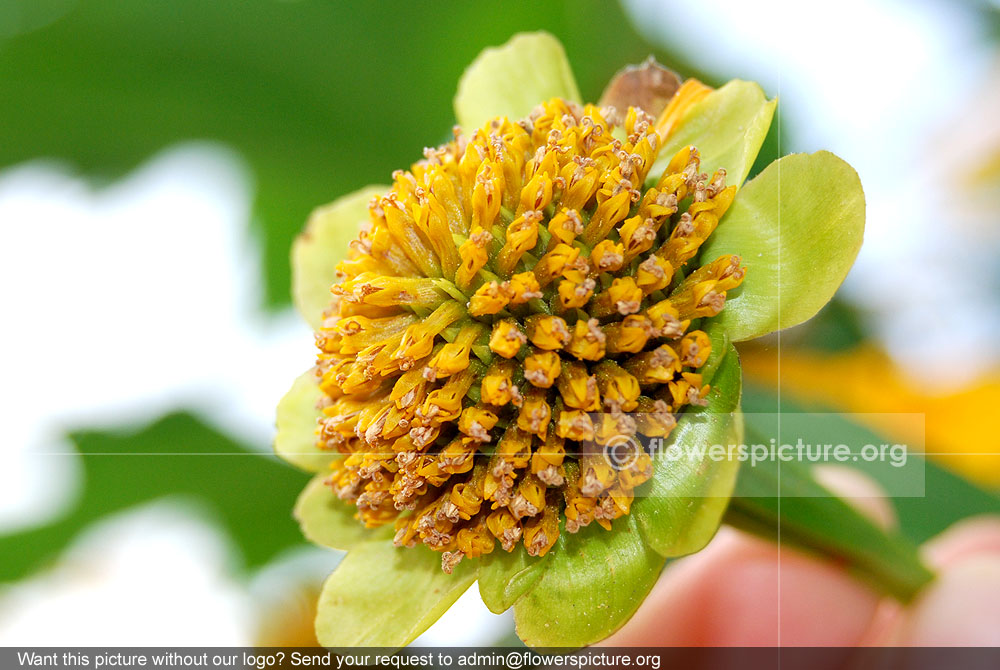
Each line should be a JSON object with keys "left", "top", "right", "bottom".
{"left": 276, "top": 32, "right": 865, "bottom": 648}
{"left": 301, "top": 88, "right": 748, "bottom": 568}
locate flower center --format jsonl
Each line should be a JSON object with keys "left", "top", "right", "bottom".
{"left": 313, "top": 99, "right": 745, "bottom": 572}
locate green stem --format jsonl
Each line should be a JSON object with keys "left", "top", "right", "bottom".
{"left": 724, "top": 458, "right": 935, "bottom": 603}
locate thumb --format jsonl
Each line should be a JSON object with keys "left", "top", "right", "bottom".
{"left": 895, "top": 516, "right": 1000, "bottom": 646}
{"left": 896, "top": 556, "right": 1000, "bottom": 645}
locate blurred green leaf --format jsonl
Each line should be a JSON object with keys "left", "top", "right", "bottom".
{"left": 0, "top": 413, "right": 310, "bottom": 581}
{"left": 728, "top": 384, "right": 1000, "bottom": 601}
{"left": 782, "top": 297, "right": 868, "bottom": 352}
{"left": 745, "top": 105, "right": 785, "bottom": 182}
{"left": 740, "top": 382, "right": 1000, "bottom": 544}
{"left": 726, "top": 451, "right": 934, "bottom": 602}
{"left": 0, "top": 0, "right": 706, "bottom": 309}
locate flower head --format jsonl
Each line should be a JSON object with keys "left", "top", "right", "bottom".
{"left": 276, "top": 32, "right": 865, "bottom": 649}
{"left": 313, "top": 94, "right": 746, "bottom": 569}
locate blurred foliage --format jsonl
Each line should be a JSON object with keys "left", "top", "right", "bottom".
{"left": 788, "top": 298, "right": 868, "bottom": 352}
{"left": 0, "top": 413, "right": 310, "bottom": 582}
{"left": 742, "top": 384, "right": 1000, "bottom": 545}
{"left": 0, "top": 0, "right": 729, "bottom": 309}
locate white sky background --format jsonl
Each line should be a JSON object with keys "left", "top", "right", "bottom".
{"left": 0, "top": 145, "right": 505, "bottom": 644}
{"left": 1, "top": 0, "right": 997, "bottom": 645}
{"left": 626, "top": 0, "right": 1000, "bottom": 384}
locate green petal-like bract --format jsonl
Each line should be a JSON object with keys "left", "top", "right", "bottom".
{"left": 631, "top": 342, "right": 743, "bottom": 557}
{"left": 274, "top": 370, "right": 336, "bottom": 473}
{"left": 454, "top": 32, "right": 581, "bottom": 133}
{"left": 295, "top": 474, "right": 392, "bottom": 551}
{"left": 478, "top": 545, "right": 551, "bottom": 615}
{"left": 292, "top": 185, "right": 386, "bottom": 329}
{"left": 315, "top": 541, "right": 477, "bottom": 648}
{"left": 650, "top": 80, "right": 776, "bottom": 190}
{"left": 512, "top": 514, "right": 665, "bottom": 649}
{"left": 701, "top": 151, "right": 865, "bottom": 341}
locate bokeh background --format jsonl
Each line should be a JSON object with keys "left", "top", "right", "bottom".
{"left": 2, "top": 0, "right": 998, "bottom": 646}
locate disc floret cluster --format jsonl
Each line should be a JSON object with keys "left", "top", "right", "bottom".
{"left": 311, "top": 98, "right": 745, "bottom": 572}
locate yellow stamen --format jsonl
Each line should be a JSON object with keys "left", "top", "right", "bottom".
{"left": 654, "top": 78, "right": 713, "bottom": 142}
{"left": 488, "top": 319, "right": 527, "bottom": 359}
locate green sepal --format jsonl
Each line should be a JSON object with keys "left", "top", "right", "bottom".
{"left": 512, "top": 515, "right": 666, "bottom": 649}
{"left": 292, "top": 185, "right": 386, "bottom": 329}
{"left": 454, "top": 32, "right": 581, "bottom": 133}
{"left": 274, "top": 370, "right": 336, "bottom": 473}
{"left": 650, "top": 80, "right": 776, "bottom": 189}
{"left": 702, "top": 151, "right": 865, "bottom": 342}
{"left": 295, "top": 474, "right": 393, "bottom": 551}
{"left": 478, "top": 545, "right": 551, "bottom": 614}
{"left": 630, "top": 343, "right": 743, "bottom": 557}
{"left": 315, "top": 542, "right": 477, "bottom": 648}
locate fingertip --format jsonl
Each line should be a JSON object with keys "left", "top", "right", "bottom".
{"left": 897, "top": 556, "right": 1000, "bottom": 646}
{"left": 921, "top": 515, "right": 1000, "bottom": 569}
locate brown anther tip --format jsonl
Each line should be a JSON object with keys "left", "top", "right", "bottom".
{"left": 650, "top": 347, "right": 673, "bottom": 367}
{"left": 640, "top": 257, "right": 664, "bottom": 278}
{"left": 537, "top": 466, "right": 564, "bottom": 487}
{"left": 616, "top": 300, "right": 641, "bottom": 315}
{"left": 441, "top": 552, "right": 463, "bottom": 574}
{"left": 500, "top": 527, "right": 522, "bottom": 552}
{"left": 586, "top": 319, "right": 606, "bottom": 343}
{"left": 598, "top": 252, "right": 624, "bottom": 271}
{"left": 510, "top": 496, "right": 539, "bottom": 520}
{"left": 580, "top": 473, "right": 604, "bottom": 498}
{"left": 700, "top": 291, "right": 725, "bottom": 313}
{"left": 471, "top": 229, "right": 492, "bottom": 244}
{"left": 510, "top": 385, "right": 524, "bottom": 408}
{"left": 526, "top": 531, "right": 550, "bottom": 557}
{"left": 466, "top": 421, "right": 491, "bottom": 442}
{"left": 688, "top": 387, "right": 709, "bottom": 407}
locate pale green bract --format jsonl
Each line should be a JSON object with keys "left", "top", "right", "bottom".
{"left": 650, "top": 80, "right": 776, "bottom": 190}
{"left": 630, "top": 343, "right": 743, "bottom": 557}
{"left": 701, "top": 151, "right": 865, "bottom": 342}
{"left": 454, "top": 32, "right": 581, "bottom": 133}
{"left": 274, "top": 371, "right": 337, "bottom": 473}
{"left": 278, "top": 31, "right": 865, "bottom": 650}
{"left": 292, "top": 185, "right": 386, "bottom": 330}
{"left": 296, "top": 473, "right": 393, "bottom": 551}
{"left": 315, "top": 541, "right": 477, "bottom": 647}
